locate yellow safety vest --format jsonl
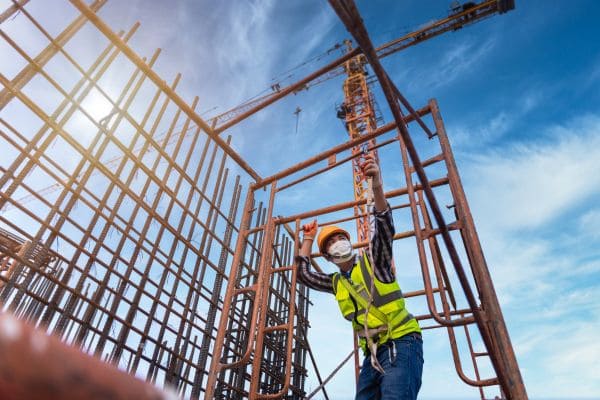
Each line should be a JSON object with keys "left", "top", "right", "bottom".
{"left": 332, "top": 254, "right": 421, "bottom": 353}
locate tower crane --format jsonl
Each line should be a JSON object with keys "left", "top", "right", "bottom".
{"left": 1, "top": 0, "right": 514, "bottom": 215}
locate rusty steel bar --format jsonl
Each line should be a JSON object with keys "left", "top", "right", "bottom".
{"left": 329, "top": 3, "right": 525, "bottom": 398}
{"left": 395, "top": 131, "right": 471, "bottom": 328}
{"left": 219, "top": 202, "right": 266, "bottom": 396}
{"left": 128, "top": 99, "right": 206, "bottom": 374}
{"left": 277, "top": 135, "right": 399, "bottom": 193}
{"left": 247, "top": 181, "right": 279, "bottom": 398}
{"left": 50, "top": 48, "right": 163, "bottom": 337}
{"left": 0, "top": 26, "right": 132, "bottom": 318}
{"left": 255, "top": 106, "right": 429, "bottom": 190}
{"left": 278, "top": 176, "right": 448, "bottom": 224}
{"left": 1, "top": 52, "right": 237, "bottom": 314}
{"left": 161, "top": 137, "right": 234, "bottom": 386}
{"left": 0, "top": 312, "right": 175, "bottom": 400}
{"left": 328, "top": 0, "right": 508, "bottom": 389}
{"left": 0, "top": 0, "right": 107, "bottom": 109}
{"left": 250, "top": 208, "right": 299, "bottom": 399}
{"left": 0, "top": 120, "right": 221, "bottom": 294}
{"left": 68, "top": 0, "right": 260, "bottom": 181}
{"left": 0, "top": 26, "right": 136, "bottom": 300}
{"left": 211, "top": 0, "right": 506, "bottom": 133}
{"left": 1, "top": 23, "right": 241, "bottom": 392}
{"left": 0, "top": 0, "right": 29, "bottom": 24}
{"left": 47, "top": 48, "right": 164, "bottom": 334}
{"left": 431, "top": 99, "right": 527, "bottom": 397}
{"left": 417, "top": 190, "right": 458, "bottom": 310}
{"left": 1, "top": 5, "right": 273, "bottom": 396}
{"left": 0, "top": 220, "right": 204, "bottom": 349}
{"left": 2, "top": 14, "right": 243, "bottom": 240}
{"left": 0, "top": 2, "right": 518, "bottom": 399}
{"left": 464, "top": 322, "right": 489, "bottom": 398}
{"left": 193, "top": 176, "right": 243, "bottom": 395}
{"left": 204, "top": 188, "right": 255, "bottom": 399}
{"left": 108, "top": 74, "right": 187, "bottom": 364}
{"left": 419, "top": 190, "right": 496, "bottom": 387}
{"left": 0, "top": 38, "right": 204, "bottom": 257}
{"left": 139, "top": 123, "right": 213, "bottom": 378}
{"left": 0, "top": 128, "right": 220, "bottom": 332}
{"left": 413, "top": 308, "right": 474, "bottom": 323}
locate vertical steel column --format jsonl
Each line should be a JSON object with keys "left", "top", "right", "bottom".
{"left": 249, "top": 182, "right": 299, "bottom": 399}
{"left": 431, "top": 99, "right": 527, "bottom": 398}
{"left": 247, "top": 183, "right": 278, "bottom": 398}
{"left": 192, "top": 175, "right": 242, "bottom": 394}
{"left": 204, "top": 188, "right": 255, "bottom": 399}
{"left": 418, "top": 190, "right": 498, "bottom": 388}
{"left": 328, "top": 3, "right": 526, "bottom": 397}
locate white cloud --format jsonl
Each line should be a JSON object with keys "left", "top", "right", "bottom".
{"left": 453, "top": 114, "right": 600, "bottom": 397}
{"left": 450, "top": 88, "right": 543, "bottom": 150}
{"left": 406, "top": 38, "right": 496, "bottom": 94}
{"left": 464, "top": 114, "right": 600, "bottom": 231}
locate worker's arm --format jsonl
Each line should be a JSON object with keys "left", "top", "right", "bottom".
{"left": 361, "top": 154, "right": 387, "bottom": 212}
{"left": 298, "top": 220, "right": 315, "bottom": 258}
{"left": 361, "top": 154, "right": 396, "bottom": 282}
{"left": 295, "top": 220, "right": 334, "bottom": 293}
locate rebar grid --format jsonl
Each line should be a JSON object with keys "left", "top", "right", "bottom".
{"left": 0, "top": 1, "right": 310, "bottom": 398}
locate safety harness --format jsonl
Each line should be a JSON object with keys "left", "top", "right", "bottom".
{"left": 363, "top": 175, "right": 385, "bottom": 373}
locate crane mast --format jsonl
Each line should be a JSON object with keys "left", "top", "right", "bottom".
{"left": 338, "top": 40, "right": 382, "bottom": 244}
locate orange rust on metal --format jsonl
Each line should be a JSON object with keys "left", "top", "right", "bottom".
{"left": 209, "top": 0, "right": 507, "bottom": 133}
{"left": 0, "top": 1, "right": 521, "bottom": 399}
{"left": 68, "top": 0, "right": 261, "bottom": 182}
{"left": 278, "top": 176, "right": 449, "bottom": 224}
{"left": 255, "top": 106, "right": 429, "bottom": 189}
{"left": 328, "top": 1, "right": 526, "bottom": 397}
{"left": 0, "top": 0, "right": 107, "bottom": 109}
{"left": 0, "top": 0, "right": 30, "bottom": 24}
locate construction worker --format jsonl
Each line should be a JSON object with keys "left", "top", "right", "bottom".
{"left": 296, "top": 154, "right": 423, "bottom": 400}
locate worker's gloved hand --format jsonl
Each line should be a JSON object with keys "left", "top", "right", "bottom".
{"left": 360, "top": 153, "right": 382, "bottom": 188}
{"left": 302, "top": 219, "right": 318, "bottom": 241}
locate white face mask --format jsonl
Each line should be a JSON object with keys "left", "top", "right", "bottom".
{"left": 328, "top": 239, "right": 354, "bottom": 264}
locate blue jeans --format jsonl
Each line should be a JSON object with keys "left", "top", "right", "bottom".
{"left": 356, "top": 333, "right": 424, "bottom": 400}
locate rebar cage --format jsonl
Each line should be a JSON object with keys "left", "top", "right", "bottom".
{"left": 0, "top": 1, "right": 310, "bottom": 398}
{"left": 1, "top": 1, "right": 526, "bottom": 399}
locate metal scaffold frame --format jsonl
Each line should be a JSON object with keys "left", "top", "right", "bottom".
{"left": 0, "top": 0, "right": 525, "bottom": 399}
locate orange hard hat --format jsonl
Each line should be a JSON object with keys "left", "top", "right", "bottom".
{"left": 317, "top": 225, "right": 350, "bottom": 254}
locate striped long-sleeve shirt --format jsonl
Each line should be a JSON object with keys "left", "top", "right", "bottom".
{"left": 296, "top": 205, "right": 396, "bottom": 294}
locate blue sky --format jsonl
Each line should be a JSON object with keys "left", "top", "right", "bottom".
{"left": 1, "top": 0, "right": 600, "bottom": 399}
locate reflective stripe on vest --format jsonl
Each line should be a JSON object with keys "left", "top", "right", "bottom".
{"left": 333, "top": 254, "right": 419, "bottom": 347}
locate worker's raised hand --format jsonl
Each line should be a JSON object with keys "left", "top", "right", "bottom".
{"left": 360, "top": 153, "right": 382, "bottom": 187}
{"left": 302, "top": 219, "right": 318, "bottom": 240}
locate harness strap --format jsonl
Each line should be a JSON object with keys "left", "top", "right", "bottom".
{"left": 356, "top": 324, "right": 388, "bottom": 339}
{"left": 340, "top": 275, "right": 412, "bottom": 329}
{"left": 338, "top": 276, "right": 388, "bottom": 324}
{"left": 339, "top": 273, "right": 386, "bottom": 374}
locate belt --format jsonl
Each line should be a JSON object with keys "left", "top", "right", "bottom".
{"left": 402, "top": 331, "right": 422, "bottom": 340}
{"left": 364, "top": 332, "right": 422, "bottom": 357}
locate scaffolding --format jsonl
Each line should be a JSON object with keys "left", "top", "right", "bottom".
{"left": 0, "top": 1, "right": 526, "bottom": 399}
